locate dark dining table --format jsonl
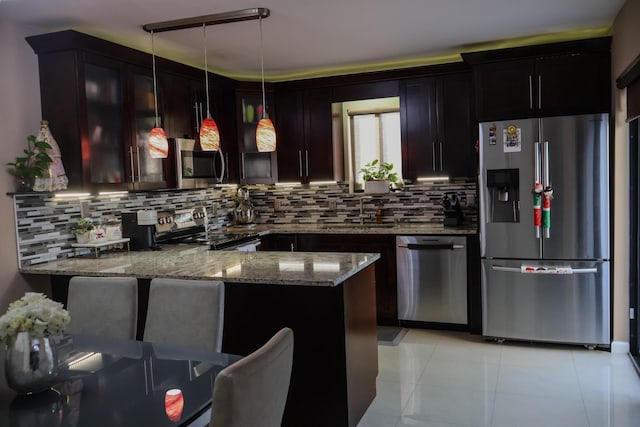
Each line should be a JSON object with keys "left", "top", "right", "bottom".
{"left": 0, "top": 334, "right": 241, "bottom": 427}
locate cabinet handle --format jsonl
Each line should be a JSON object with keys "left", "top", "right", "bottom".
{"left": 225, "top": 152, "right": 229, "bottom": 181}
{"left": 298, "top": 150, "right": 303, "bottom": 178}
{"left": 529, "top": 75, "right": 533, "bottom": 110}
{"left": 241, "top": 153, "right": 246, "bottom": 180}
{"left": 194, "top": 102, "right": 200, "bottom": 133}
{"left": 439, "top": 141, "right": 444, "bottom": 172}
{"left": 136, "top": 145, "right": 141, "bottom": 182}
{"left": 432, "top": 143, "right": 436, "bottom": 171}
{"left": 305, "top": 150, "right": 309, "bottom": 178}
{"left": 129, "top": 146, "right": 135, "bottom": 182}
{"left": 538, "top": 75, "right": 542, "bottom": 110}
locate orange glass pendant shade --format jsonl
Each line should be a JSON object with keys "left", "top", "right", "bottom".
{"left": 149, "top": 127, "right": 169, "bottom": 158}
{"left": 164, "top": 389, "right": 184, "bottom": 422}
{"left": 200, "top": 117, "right": 220, "bottom": 151}
{"left": 256, "top": 118, "right": 276, "bottom": 152}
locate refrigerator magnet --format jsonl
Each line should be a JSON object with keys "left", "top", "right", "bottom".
{"left": 503, "top": 125, "right": 522, "bottom": 153}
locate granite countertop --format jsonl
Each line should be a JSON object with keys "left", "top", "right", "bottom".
{"left": 221, "top": 223, "right": 478, "bottom": 236}
{"left": 19, "top": 245, "right": 380, "bottom": 287}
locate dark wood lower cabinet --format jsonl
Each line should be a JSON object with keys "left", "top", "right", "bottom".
{"left": 265, "top": 233, "right": 398, "bottom": 325}
{"left": 222, "top": 265, "right": 377, "bottom": 427}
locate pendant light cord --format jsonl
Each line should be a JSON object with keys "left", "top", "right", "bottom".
{"left": 203, "top": 24, "right": 211, "bottom": 118}
{"left": 151, "top": 31, "right": 160, "bottom": 128}
{"left": 259, "top": 16, "right": 267, "bottom": 118}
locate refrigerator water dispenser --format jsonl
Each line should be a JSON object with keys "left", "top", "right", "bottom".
{"left": 486, "top": 169, "right": 519, "bottom": 223}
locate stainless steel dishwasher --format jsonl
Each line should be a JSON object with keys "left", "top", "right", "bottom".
{"left": 396, "top": 236, "right": 467, "bottom": 325}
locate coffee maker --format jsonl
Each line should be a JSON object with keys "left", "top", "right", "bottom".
{"left": 442, "top": 192, "right": 464, "bottom": 227}
{"left": 121, "top": 210, "right": 159, "bottom": 250}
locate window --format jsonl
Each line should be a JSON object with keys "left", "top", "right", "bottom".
{"left": 350, "top": 111, "right": 401, "bottom": 188}
{"left": 333, "top": 97, "right": 402, "bottom": 191}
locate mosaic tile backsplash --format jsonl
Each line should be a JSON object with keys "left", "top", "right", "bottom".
{"left": 12, "top": 182, "right": 477, "bottom": 267}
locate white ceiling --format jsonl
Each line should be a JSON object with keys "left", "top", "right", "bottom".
{"left": 0, "top": 0, "right": 625, "bottom": 81}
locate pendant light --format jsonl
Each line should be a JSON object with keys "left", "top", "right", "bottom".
{"left": 255, "top": 16, "right": 276, "bottom": 152}
{"left": 199, "top": 23, "right": 220, "bottom": 151}
{"left": 148, "top": 30, "right": 169, "bottom": 158}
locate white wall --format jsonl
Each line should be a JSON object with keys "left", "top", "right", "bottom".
{"left": 0, "top": 16, "right": 50, "bottom": 310}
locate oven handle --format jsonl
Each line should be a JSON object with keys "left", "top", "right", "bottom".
{"left": 398, "top": 243, "right": 465, "bottom": 250}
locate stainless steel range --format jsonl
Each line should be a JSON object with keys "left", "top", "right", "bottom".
{"left": 154, "top": 206, "right": 261, "bottom": 251}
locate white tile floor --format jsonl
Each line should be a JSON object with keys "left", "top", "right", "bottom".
{"left": 358, "top": 329, "right": 640, "bottom": 427}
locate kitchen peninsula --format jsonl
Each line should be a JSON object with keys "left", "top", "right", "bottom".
{"left": 20, "top": 247, "right": 380, "bottom": 427}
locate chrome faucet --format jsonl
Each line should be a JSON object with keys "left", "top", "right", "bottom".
{"left": 359, "top": 197, "right": 370, "bottom": 225}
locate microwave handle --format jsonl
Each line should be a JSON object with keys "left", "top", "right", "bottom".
{"left": 217, "top": 148, "right": 226, "bottom": 184}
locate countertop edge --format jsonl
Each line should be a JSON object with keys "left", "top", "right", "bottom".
{"left": 19, "top": 250, "right": 382, "bottom": 288}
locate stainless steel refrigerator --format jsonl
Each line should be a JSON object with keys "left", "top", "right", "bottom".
{"left": 479, "top": 114, "right": 610, "bottom": 347}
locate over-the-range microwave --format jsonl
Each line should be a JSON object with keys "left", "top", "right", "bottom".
{"left": 172, "top": 138, "right": 225, "bottom": 189}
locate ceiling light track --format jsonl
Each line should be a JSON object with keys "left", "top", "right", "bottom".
{"left": 143, "top": 7, "right": 270, "bottom": 33}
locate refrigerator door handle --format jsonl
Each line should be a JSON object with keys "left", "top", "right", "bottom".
{"left": 491, "top": 266, "right": 521, "bottom": 273}
{"left": 543, "top": 141, "right": 550, "bottom": 188}
{"left": 534, "top": 141, "right": 541, "bottom": 239}
{"left": 543, "top": 140, "right": 550, "bottom": 239}
{"left": 491, "top": 266, "right": 597, "bottom": 274}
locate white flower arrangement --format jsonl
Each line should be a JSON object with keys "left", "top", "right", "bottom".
{"left": 0, "top": 292, "right": 70, "bottom": 343}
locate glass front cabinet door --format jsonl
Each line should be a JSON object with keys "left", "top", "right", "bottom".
{"left": 27, "top": 31, "right": 169, "bottom": 191}
{"left": 236, "top": 88, "right": 277, "bottom": 184}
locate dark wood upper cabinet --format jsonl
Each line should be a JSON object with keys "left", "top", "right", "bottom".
{"left": 401, "top": 72, "right": 476, "bottom": 180}
{"left": 26, "top": 30, "right": 238, "bottom": 190}
{"left": 464, "top": 37, "right": 611, "bottom": 121}
{"left": 275, "top": 87, "right": 333, "bottom": 183}
{"left": 274, "top": 88, "right": 304, "bottom": 182}
{"left": 401, "top": 77, "right": 438, "bottom": 180}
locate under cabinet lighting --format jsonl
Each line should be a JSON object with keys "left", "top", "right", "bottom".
{"left": 54, "top": 192, "right": 91, "bottom": 199}
{"left": 275, "top": 182, "right": 302, "bottom": 187}
{"left": 416, "top": 176, "right": 450, "bottom": 182}
{"left": 310, "top": 181, "right": 337, "bottom": 185}
{"left": 98, "top": 191, "right": 129, "bottom": 196}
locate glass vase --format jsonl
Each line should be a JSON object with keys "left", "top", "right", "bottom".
{"left": 4, "top": 331, "right": 58, "bottom": 394}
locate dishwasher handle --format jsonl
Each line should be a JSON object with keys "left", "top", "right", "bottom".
{"left": 399, "top": 243, "right": 465, "bottom": 250}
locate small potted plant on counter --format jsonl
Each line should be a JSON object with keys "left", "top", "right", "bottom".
{"left": 360, "top": 160, "right": 399, "bottom": 194}
{"left": 72, "top": 217, "right": 95, "bottom": 244}
{"left": 6, "top": 135, "right": 52, "bottom": 192}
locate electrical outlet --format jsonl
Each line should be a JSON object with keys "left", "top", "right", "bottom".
{"left": 211, "top": 202, "right": 220, "bottom": 216}
{"left": 274, "top": 199, "right": 282, "bottom": 211}
{"left": 328, "top": 199, "right": 337, "bottom": 211}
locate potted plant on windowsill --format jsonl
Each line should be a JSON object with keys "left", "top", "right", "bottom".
{"left": 6, "top": 135, "right": 52, "bottom": 192}
{"left": 72, "top": 217, "right": 95, "bottom": 244}
{"left": 360, "top": 160, "right": 398, "bottom": 194}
